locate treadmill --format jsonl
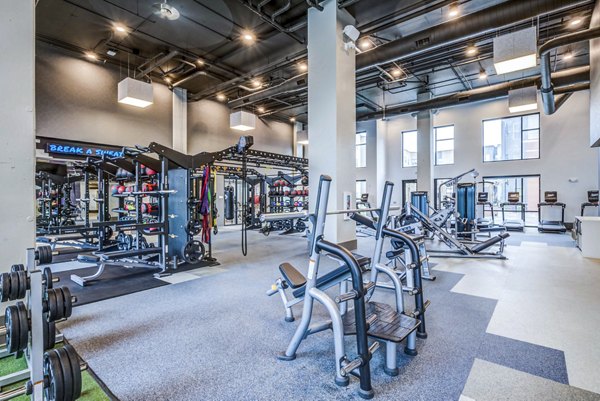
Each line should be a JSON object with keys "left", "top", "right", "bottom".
{"left": 476, "top": 191, "right": 494, "bottom": 228}
{"left": 538, "top": 191, "right": 567, "bottom": 233}
{"left": 500, "top": 192, "right": 525, "bottom": 232}
{"left": 580, "top": 190, "right": 599, "bottom": 216}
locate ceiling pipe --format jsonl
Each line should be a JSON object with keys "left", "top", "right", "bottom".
{"left": 272, "top": 0, "right": 292, "bottom": 20}
{"left": 357, "top": 66, "right": 590, "bottom": 120}
{"left": 135, "top": 50, "right": 179, "bottom": 79}
{"left": 356, "top": 0, "right": 592, "bottom": 72}
{"left": 228, "top": 73, "right": 308, "bottom": 108}
{"left": 306, "top": 0, "right": 324, "bottom": 11}
{"left": 172, "top": 70, "right": 208, "bottom": 87}
{"left": 539, "top": 26, "right": 600, "bottom": 114}
{"left": 236, "top": 0, "right": 305, "bottom": 43}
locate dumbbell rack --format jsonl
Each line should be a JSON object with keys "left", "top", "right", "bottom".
{"left": 0, "top": 248, "right": 81, "bottom": 401}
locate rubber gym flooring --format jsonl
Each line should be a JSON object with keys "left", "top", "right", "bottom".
{"left": 54, "top": 228, "right": 600, "bottom": 401}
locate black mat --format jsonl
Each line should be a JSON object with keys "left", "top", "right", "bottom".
{"left": 55, "top": 260, "right": 219, "bottom": 306}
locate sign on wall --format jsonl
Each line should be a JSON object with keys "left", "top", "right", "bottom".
{"left": 39, "top": 138, "right": 124, "bottom": 158}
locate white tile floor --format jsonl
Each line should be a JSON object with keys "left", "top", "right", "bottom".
{"left": 433, "top": 234, "right": 600, "bottom": 394}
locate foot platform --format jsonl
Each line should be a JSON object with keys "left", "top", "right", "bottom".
{"left": 343, "top": 302, "right": 421, "bottom": 343}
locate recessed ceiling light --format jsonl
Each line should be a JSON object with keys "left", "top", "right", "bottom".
{"left": 466, "top": 45, "right": 478, "bottom": 56}
{"left": 251, "top": 79, "right": 261, "bottom": 88}
{"left": 257, "top": 106, "right": 265, "bottom": 113}
{"left": 359, "top": 39, "right": 372, "bottom": 50}
{"left": 479, "top": 69, "right": 487, "bottom": 79}
{"left": 216, "top": 93, "right": 226, "bottom": 101}
{"left": 298, "top": 62, "right": 308, "bottom": 72}
{"left": 448, "top": 3, "right": 459, "bottom": 17}
{"left": 570, "top": 18, "right": 582, "bottom": 26}
{"left": 563, "top": 51, "right": 573, "bottom": 60}
{"left": 290, "top": 117, "right": 296, "bottom": 122}
{"left": 197, "top": 59, "right": 204, "bottom": 66}
{"left": 391, "top": 68, "right": 402, "bottom": 78}
{"left": 242, "top": 31, "right": 256, "bottom": 44}
{"left": 164, "top": 77, "right": 172, "bottom": 83}
{"left": 114, "top": 24, "right": 127, "bottom": 33}
{"left": 85, "top": 52, "right": 98, "bottom": 61}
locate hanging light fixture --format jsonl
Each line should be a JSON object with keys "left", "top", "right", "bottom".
{"left": 118, "top": 77, "right": 154, "bottom": 108}
{"left": 493, "top": 27, "right": 537, "bottom": 74}
{"left": 230, "top": 110, "right": 256, "bottom": 131}
{"left": 508, "top": 87, "right": 538, "bottom": 113}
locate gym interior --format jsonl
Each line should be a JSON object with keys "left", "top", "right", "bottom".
{"left": 2, "top": 0, "right": 600, "bottom": 400}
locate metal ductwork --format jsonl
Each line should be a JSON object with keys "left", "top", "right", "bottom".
{"left": 539, "top": 26, "right": 600, "bottom": 114}
{"left": 172, "top": 70, "right": 207, "bottom": 87}
{"left": 135, "top": 50, "right": 179, "bottom": 79}
{"left": 357, "top": 66, "right": 590, "bottom": 120}
{"left": 228, "top": 73, "right": 308, "bottom": 108}
{"left": 356, "top": 0, "right": 590, "bottom": 72}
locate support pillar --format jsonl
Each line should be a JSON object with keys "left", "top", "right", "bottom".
{"left": 376, "top": 119, "right": 388, "bottom": 204}
{"left": 416, "top": 91, "right": 434, "bottom": 194}
{"left": 0, "top": 1, "right": 35, "bottom": 272}
{"left": 173, "top": 87, "right": 187, "bottom": 153}
{"left": 308, "top": 0, "right": 356, "bottom": 248}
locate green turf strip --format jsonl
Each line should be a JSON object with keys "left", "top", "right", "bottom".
{"left": 0, "top": 353, "right": 110, "bottom": 400}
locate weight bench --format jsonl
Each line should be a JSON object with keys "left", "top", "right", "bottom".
{"left": 267, "top": 253, "right": 370, "bottom": 322}
{"left": 71, "top": 248, "right": 162, "bottom": 287}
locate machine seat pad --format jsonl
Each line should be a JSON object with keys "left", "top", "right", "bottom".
{"left": 385, "top": 249, "right": 405, "bottom": 260}
{"left": 327, "top": 252, "right": 371, "bottom": 269}
{"left": 292, "top": 265, "right": 351, "bottom": 299}
{"left": 77, "top": 254, "right": 100, "bottom": 263}
{"left": 279, "top": 263, "right": 307, "bottom": 289}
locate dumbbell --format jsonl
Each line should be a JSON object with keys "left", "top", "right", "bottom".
{"left": 1, "top": 266, "right": 57, "bottom": 303}
{"left": 0, "top": 344, "right": 85, "bottom": 401}
{"left": 1, "top": 301, "right": 57, "bottom": 354}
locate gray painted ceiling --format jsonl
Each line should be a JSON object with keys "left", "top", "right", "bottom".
{"left": 36, "top": 0, "right": 595, "bottom": 123}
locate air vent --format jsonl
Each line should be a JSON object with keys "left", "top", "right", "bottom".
{"left": 415, "top": 37, "right": 430, "bottom": 47}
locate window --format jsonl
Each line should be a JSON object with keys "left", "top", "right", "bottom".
{"left": 402, "top": 130, "right": 418, "bottom": 167}
{"left": 482, "top": 175, "right": 541, "bottom": 226}
{"left": 483, "top": 113, "right": 540, "bottom": 162}
{"left": 434, "top": 125, "right": 454, "bottom": 165}
{"left": 434, "top": 178, "right": 453, "bottom": 209}
{"left": 355, "top": 132, "right": 367, "bottom": 168}
{"left": 356, "top": 180, "right": 367, "bottom": 201}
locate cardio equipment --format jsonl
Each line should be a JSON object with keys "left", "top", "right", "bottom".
{"left": 476, "top": 191, "right": 494, "bottom": 228}
{"left": 580, "top": 190, "right": 599, "bottom": 216}
{"left": 538, "top": 191, "right": 567, "bottom": 233}
{"left": 501, "top": 192, "right": 525, "bottom": 232}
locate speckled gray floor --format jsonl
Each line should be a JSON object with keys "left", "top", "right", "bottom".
{"left": 57, "top": 230, "right": 594, "bottom": 401}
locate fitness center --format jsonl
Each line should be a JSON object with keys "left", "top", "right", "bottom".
{"left": 2, "top": 0, "right": 600, "bottom": 400}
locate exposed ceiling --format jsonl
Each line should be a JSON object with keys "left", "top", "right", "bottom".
{"left": 36, "top": 0, "right": 596, "bottom": 124}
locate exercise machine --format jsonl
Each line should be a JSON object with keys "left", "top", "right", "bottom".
{"left": 476, "top": 181, "right": 496, "bottom": 228}
{"left": 538, "top": 191, "right": 567, "bottom": 233}
{"left": 501, "top": 192, "right": 525, "bottom": 231}
{"left": 580, "top": 190, "right": 599, "bottom": 216}
{"left": 272, "top": 175, "right": 377, "bottom": 398}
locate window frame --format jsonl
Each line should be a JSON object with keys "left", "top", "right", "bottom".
{"left": 434, "top": 124, "right": 455, "bottom": 166}
{"left": 481, "top": 173, "right": 541, "bottom": 227}
{"left": 355, "top": 179, "right": 367, "bottom": 201}
{"left": 482, "top": 112, "right": 541, "bottom": 163}
{"left": 402, "top": 130, "right": 418, "bottom": 168}
{"left": 355, "top": 131, "right": 367, "bottom": 168}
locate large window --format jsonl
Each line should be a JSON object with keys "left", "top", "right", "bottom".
{"left": 402, "top": 130, "right": 418, "bottom": 167}
{"left": 483, "top": 113, "right": 540, "bottom": 162}
{"left": 356, "top": 180, "right": 367, "bottom": 201}
{"left": 434, "top": 125, "right": 454, "bottom": 165}
{"left": 356, "top": 132, "right": 367, "bottom": 168}
{"left": 482, "top": 175, "right": 541, "bottom": 226}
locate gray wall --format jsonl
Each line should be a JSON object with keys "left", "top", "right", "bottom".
{"left": 382, "top": 91, "right": 597, "bottom": 223}
{"left": 36, "top": 42, "right": 172, "bottom": 147}
{"left": 356, "top": 120, "right": 378, "bottom": 204}
{"left": 188, "top": 100, "right": 293, "bottom": 154}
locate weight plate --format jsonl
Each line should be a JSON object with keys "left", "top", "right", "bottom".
{"left": 60, "top": 287, "right": 73, "bottom": 319}
{"left": 9, "top": 272, "right": 19, "bottom": 302}
{"left": 17, "top": 270, "right": 28, "bottom": 300}
{"left": 64, "top": 344, "right": 82, "bottom": 399}
{"left": 10, "top": 264, "right": 25, "bottom": 273}
{"left": 55, "top": 347, "right": 74, "bottom": 401}
{"left": 1, "top": 273, "right": 10, "bottom": 302}
{"left": 185, "top": 219, "right": 201, "bottom": 236}
{"left": 44, "top": 267, "right": 54, "bottom": 290}
{"left": 5, "top": 305, "right": 19, "bottom": 354}
{"left": 54, "top": 287, "right": 65, "bottom": 321}
{"left": 44, "top": 349, "right": 65, "bottom": 401}
{"left": 181, "top": 240, "right": 205, "bottom": 265}
{"left": 16, "top": 302, "right": 29, "bottom": 354}
{"left": 38, "top": 245, "right": 53, "bottom": 264}
{"left": 47, "top": 289, "right": 58, "bottom": 322}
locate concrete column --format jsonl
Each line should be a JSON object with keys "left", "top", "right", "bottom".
{"left": 376, "top": 119, "right": 388, "bottom": 204}
{"left": 173, "top": 87, "right": 187, "bottom": 153}
{"left": 292, "top": 121, "right": 301, "bottom": 156}
{"left": 0, "top": 1, "right": 36, "bottom": 271}
{"left": 416, "top": 91, "right": 434, "bottom": 194}
{"left": 308, "top": 0, "right": 356, "bottom": 248}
